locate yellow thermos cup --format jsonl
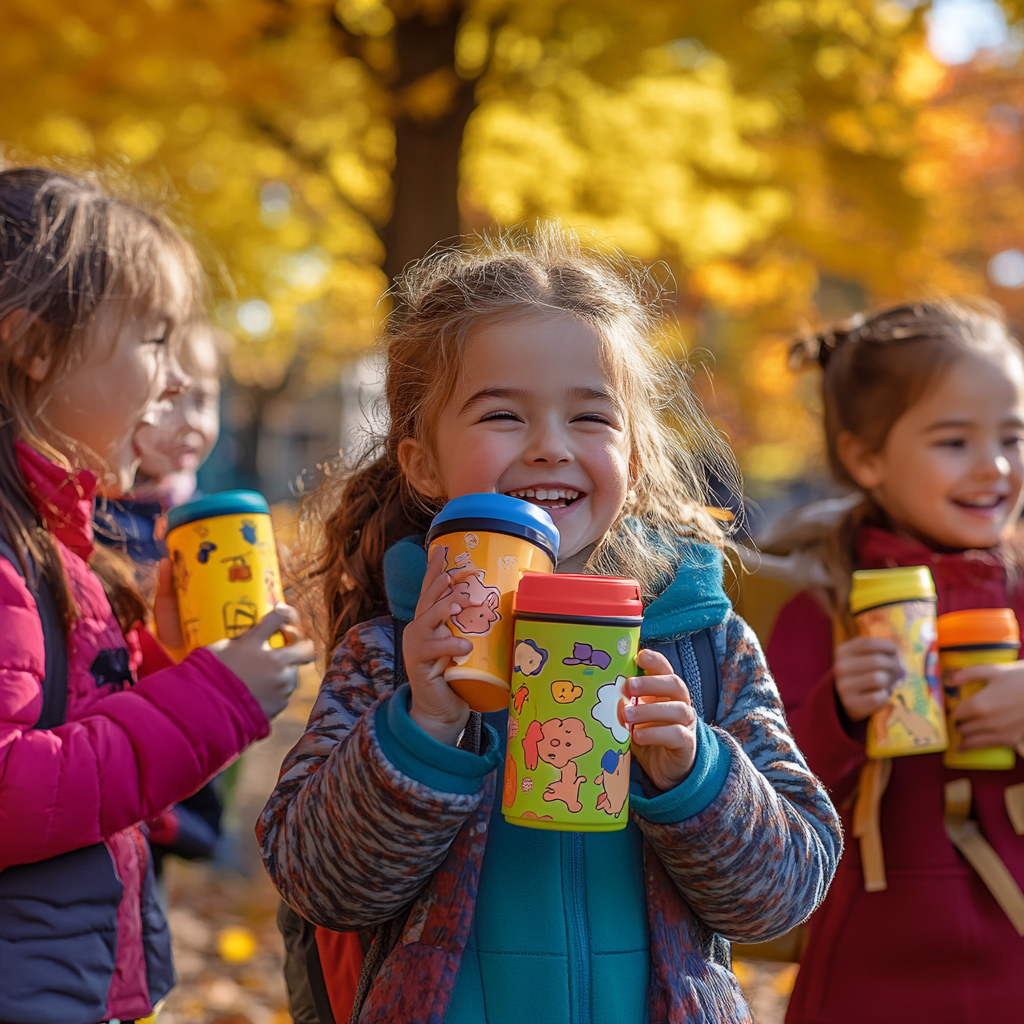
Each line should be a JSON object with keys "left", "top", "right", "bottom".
{"left": 165, "top": 490, "right": 283, "bottom": 652}
{"left": 938, "top": 608, "right": 1018, "bottom": 771}
{"left": 850, "top": 565, "right": 947, "bottom": 759}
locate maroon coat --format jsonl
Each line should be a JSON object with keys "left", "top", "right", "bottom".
{"left": 769, "top": 527, "right": 1024, "bottom": 1024}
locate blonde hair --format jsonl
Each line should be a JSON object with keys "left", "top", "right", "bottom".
{"left": 302, "top": 225, "right": 738, "bottom": 652}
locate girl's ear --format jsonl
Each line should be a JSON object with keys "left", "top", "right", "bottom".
{"left": 1, "top": 310, "right": 51, "bottom": 381}
{"left": 397, "top": 436, "right": 443, "bottom": 499}
{"left": 836, "top": 430, "right": 884, "bottom": 490}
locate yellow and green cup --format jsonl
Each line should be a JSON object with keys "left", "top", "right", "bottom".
{"left": 165, "top": 490, "right": 284, "bottom": 653}
{"left": 938, "top": 608, "right": 1018, "bottom": 771}
{"left": 426, "top": 493, "right": 558, "bottom": 713}
{"left": 850, "top": 565, "right": 947, "bottom": 759}
{"left": 502, "top": 573, "right": 642, "bottom": 832}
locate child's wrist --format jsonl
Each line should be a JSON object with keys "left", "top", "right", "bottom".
{"left": 409, "top": 701, "right": 468, "bottom": 747}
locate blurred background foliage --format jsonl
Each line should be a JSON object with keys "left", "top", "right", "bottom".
{"left": 4, "top": 0, "right": 1024, "bottom": 516}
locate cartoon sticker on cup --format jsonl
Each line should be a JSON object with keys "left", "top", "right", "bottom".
{"left": 426, "top": 494, "right": 558, "bottom": 713}
{"left": 522, "top": 717, "right": 594, "bottom": 813}
{"left": 514, "top": 639, "right": 548, "bottom": 677}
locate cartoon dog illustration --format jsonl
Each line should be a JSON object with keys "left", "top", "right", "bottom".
{"left": 447, "top": 551, "right": 502, "bottom": 635}
{"left": 522, "top": 717, "right": 594, "bottom": 813}
{"left": 873, "top": 692, "right": 943, "bottom": 749}
{"left": 595, "top": 749, "right": 630, "bottom": 818}
{"left": 514, "top": 639, "right": 548, "bottom": 676}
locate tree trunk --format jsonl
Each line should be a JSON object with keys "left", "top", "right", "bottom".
{"left": 383, "top": 9, "right": 476, "bottom": 280}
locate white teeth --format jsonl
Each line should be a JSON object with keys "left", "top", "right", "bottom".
{"left": 508, "top": 487, "right": 582, "bottom": 502}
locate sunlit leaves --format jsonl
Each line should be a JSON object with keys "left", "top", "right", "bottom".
{"left": 0, "top": 0, "right": 389, "bottom": 389}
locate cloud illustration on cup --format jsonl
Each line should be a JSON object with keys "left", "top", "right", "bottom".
{"left": 591, "top": 675, "right": 629, "bottom": 743}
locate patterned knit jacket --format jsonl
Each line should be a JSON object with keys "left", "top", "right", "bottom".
{"left": 257, "top": 611, "right": 841, "bottom": 1024}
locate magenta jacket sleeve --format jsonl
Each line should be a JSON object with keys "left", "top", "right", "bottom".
{"left": 0, "top": 561, "right": 269, "bottom": 869}
{"left": 766, "top": 590, "right": 866, "bottom": 802}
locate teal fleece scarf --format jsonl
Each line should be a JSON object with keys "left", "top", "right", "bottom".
{"left": 382, "top": 532, "right": 730, "bottom": 640}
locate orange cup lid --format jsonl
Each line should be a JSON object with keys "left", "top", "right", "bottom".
{"left": 937, "top": 608, "right": 1020, "bottom": 648}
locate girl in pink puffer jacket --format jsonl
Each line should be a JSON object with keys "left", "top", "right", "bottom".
{"left": 0, "top": 167, "right": 313, "bottom": 1024}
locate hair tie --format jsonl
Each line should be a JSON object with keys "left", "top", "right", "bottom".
{"left": 790, "top": 312, "right": 868, "bottom": 370}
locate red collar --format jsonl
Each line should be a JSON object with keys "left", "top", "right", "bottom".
{"left": 856, "top": 525, "right": 1010, "bottom": 613}
{"left": 15, "top": 441, "right": 97, "bottom": 559}
{"left": 857, "top": 525, "right": 1003, "bottom": 572}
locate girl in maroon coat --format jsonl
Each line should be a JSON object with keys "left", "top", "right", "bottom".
{"left": 768, "top": 299, "right": 1024, "bottom": 1024}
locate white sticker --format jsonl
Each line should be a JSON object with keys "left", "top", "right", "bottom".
{"left": 464, "top": 533, "right": 479, "bottom": 549}
{"left": 617, "top": 636, "right": 630, "bottom": 656}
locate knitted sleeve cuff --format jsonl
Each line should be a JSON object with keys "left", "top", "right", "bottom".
{"left": 374, "top": 683, "right": 502, "bottom": 795}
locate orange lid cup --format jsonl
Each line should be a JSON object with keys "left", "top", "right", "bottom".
{"left": 937, "top": 608, "right": 1020, "bottom": 650}
{"left": 514, "top": 573, "right": 643, "bottom": 621}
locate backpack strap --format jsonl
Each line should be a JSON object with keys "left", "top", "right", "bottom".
{"left": 644, "top": 625, "right": 729, "bottom": 970}
{"left": 645, "top": 624, "right": 721, "bottom": 725}
{"left": 0, "top": 532, "right": 68, "bottom": 729}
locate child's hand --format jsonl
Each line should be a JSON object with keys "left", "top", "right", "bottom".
{"left": 405, "top": 546, "right": 473, "bottom": 746}
{"left": 834, "top": 636, "right": 902, "bottom": 722}
{"left": 153, "top": 558, "right": 184, "bottom": 653}
{"left": 208, "top": 604, "right": 314, "bottom": 721}
{"left": 623, "top": 648, "right": 698, "bottom": 792}
{"left": 952, "top": 661, "right": 1024, "bottom": 751}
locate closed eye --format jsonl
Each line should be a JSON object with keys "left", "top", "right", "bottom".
{"left": 571, "top": 413, "right": 613, "bottom": 425}
{"left": 144, "top": 320, "right": 170, "bottom": 345}
{"left": 480, "top": 410, "right": 522, "bottom": 423}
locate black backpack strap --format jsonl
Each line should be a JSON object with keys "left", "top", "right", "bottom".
{"left": 0, "top": 533, "right": 68, "bottom": 729}
{"left": 644, "top": 625, "right": 720, "bottom": 725}
{"left": 689, "top": 626, "right": 723, "bottom": 726}
{"left": 392, "top": 615, "right": 409, "bottom": 687}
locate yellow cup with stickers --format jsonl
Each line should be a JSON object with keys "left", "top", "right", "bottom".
{"left": 165, "top": 490, "right": 284, "bottom": 653}
{"left": 850, "top": 565, "right": 947, "bottom": 759}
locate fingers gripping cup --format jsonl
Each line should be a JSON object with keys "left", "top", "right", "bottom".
{"left": 165, "top": 490, "right": 284, "bottom": 653}
{"left": 502, "top": 574, "right": 643, "bottom": 832}
{"left": 850, "top": 566, "right": 947, "bottom": 759}
{"left": 939, "top": 608, "right": 1019, "bottom": 771}
{"left": 426, "top": 494, "right": 558, "bottom": 712}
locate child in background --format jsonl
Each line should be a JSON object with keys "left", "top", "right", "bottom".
{"left": 258, "top": 229, "right": 841, "bottom": 1024}
{"left": 94, "top": 320, "right": 226, "bottom": 875}
{"left": 769, "top": 300, "right": 1024, "bottom": 1023}
{"left": 94, "top": 318, "right": 221, "bottom": 580}
{"left": 0, "top": 166, "right": 313, "bottom": 1024}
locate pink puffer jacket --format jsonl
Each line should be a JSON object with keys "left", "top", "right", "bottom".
{"left": 0, "top": 442, "right": 269, "bottom": 1021}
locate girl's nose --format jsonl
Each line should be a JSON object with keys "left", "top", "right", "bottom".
{"left": 976, "top": 449, "right": 1011, "bottom": 480}
{"left": 525, "top": 421, "right": 573, "bottom": 464}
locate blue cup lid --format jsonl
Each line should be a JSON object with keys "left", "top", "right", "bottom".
{"left": 427, "top": 493, "right": 559, "bottom": 562}
{"left": 165, "top": 489, "right": 271, "bottom": 532}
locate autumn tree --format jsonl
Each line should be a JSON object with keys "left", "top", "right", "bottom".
{"left": 4, "top": 0, "right": 1024, "bottom": 495}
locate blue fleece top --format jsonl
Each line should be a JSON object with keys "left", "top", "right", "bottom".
{"left": 376, "top": 535, "right": 733, "bottom": 1024}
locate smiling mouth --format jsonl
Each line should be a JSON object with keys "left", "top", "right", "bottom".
{"left": 953, "top": 496, "right": 1006, "bottom": 510}
{"left": 506, "top": 488, "right": 584, "bottom": 510}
